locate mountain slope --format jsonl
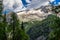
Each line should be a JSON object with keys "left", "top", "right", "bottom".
{"left": 26, "top": 14, "right": 59, "bottom": 40}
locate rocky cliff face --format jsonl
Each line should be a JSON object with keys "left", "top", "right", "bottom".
{"left": 17, "top": 5, "right": 52, "bottom": 22}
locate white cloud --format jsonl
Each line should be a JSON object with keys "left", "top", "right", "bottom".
{"left": 58, "top": 2, "right": 60, "bottom": 5}
{"left": 27, "top": 0, "right": 49, "bottom": 9}
{"left": 26, "top": 0, "right": 31, "bottom": 3}
{"left": 3, "top": 0, "right": 14, "bottom": 8}
{"left": 3, "top": 0, "right": 50, "bottom": 13}
{"left": 13, "top": 6, "right": 26, "bottom": 12}
{"left": 14, "top": 0, "right": 24, "bottom": 8}
{"left": 50, "top": 0, "right": 54, "bottom": 2}
{"left": 3, "top": 0, "right": 25, "bottom": 13}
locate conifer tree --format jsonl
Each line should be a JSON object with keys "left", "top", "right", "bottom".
{"left": 9, "top": 12, "right": 29, "bottom": 40}
{"left": 0, "top": 0, "right": 7, "bottom": 40}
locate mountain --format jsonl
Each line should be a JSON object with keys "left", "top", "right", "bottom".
{"left": 27, "top": 14, "right": 59, "bottom": 40}
{"left": 17, "top": 5, "right": 52, "bottom": 22}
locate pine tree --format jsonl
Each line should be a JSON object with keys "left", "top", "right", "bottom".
{"left": 9, "top": 12, "right": 29, "bottom": 40}
{"left": 21, "top": 21, "right": 24, "bottom": 31}
{"left": 0, "top": 0, "right": 7, "bottom": 40}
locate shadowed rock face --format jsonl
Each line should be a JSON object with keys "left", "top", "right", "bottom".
{"left": 0, "top": 0, "right": 2, "bottom": 1}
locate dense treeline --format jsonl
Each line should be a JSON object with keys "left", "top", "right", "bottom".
{"left": 24, "top": 15, "right": 60, "bottom": 40}
{"left": 48, "top": 15, "right": 60, "bottom": 40}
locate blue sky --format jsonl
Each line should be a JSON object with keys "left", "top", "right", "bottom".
{"left": 21, "top": 0, "right": 31, "bottom": 7}
{"left": 22, "top": 0, "right": 29, "bottom": 7}
{"left": 50, "top": 0, "right": 60, "bottom": 6}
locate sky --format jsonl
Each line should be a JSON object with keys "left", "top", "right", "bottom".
{"left": 3, "top": 0, "right": 60, "bottom": 14}
{"left": 50, "top": 0, "right": 60, "bottom": 6}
